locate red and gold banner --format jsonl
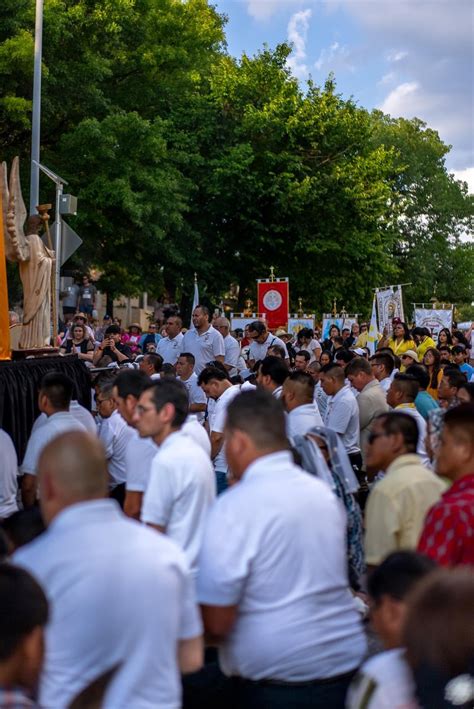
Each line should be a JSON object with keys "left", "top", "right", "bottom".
{"left": 257, "top": 278, "right": 289, "bottom": 330}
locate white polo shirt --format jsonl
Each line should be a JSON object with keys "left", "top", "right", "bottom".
{"left": 157, "top": 333, "right": 184, "bottom": 365}
{"left": 21, "top": 412, "right": 86, "bottom": 476}
{"left": 181, "top": 326, "right": 225, "bottom": 374}
{"left": 98, "top": 410, "right": 135, "bottom": 486}
{"left": 182, "top": 416, "right": 212, "bottom": 457}
{"left": 141, "top": 430, "right": 215, "bottom": 576}
{"left": 14, "top": 499, "right": 201, "bottom": 709}
{"left": 180, "top": 372, "right": 207, "bottom": 424}
{"left": 197, "top": 451, "right": 367, "bottom": 681}
{"left": 31, "top": 401, "right": 96, "bottom": 437}
{"left": 394, "top": 404, "right": 430, "bottom": 466}
{"left": 209, "top": 384, "right": 241, "bottom": 472}
{"left": 324, "top": 385, "right": 360, "bottom": 455}
{"left": 286, "top": 403, "right": 323, "bottom": 444}
{"left": 0, "top": 430, "right": 19, "bottom": 518}
{"left": 125, "top": 428, "right": 158, "bottom": 492}
{"left": 346, "top": 648, "right": 415, "bottom": 709}
{"left": 249, "top": 333, "right": 288, "bottom": 362}
{"left": 379, "top": 376, "right": 392, "bottom": 394}
{"left": 223, "top": 334, "right": 241, "bottom": 376}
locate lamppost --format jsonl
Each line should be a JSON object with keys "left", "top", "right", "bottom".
{"left": 30, "top": 0, "right": 44, "bottom": 215}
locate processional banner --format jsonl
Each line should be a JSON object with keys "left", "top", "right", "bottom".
{"left": 257, "top": 278, "right": 289, "bottom": 330}
{"left": 414, "top": 308, "right": 453, "bottom": 336}
{"left": 376, "top": 287, "right": 404, "bottom": 332}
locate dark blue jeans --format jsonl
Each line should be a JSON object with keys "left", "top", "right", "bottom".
{"left": 215, "top": 470, "right": 228, "bottom": 495}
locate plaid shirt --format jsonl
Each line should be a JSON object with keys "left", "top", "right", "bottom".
{"left": 418, "top": 473, "right": 474, "bottom": 566}
{"left": 0, "top": 688, "right": 35, "bottom": 708}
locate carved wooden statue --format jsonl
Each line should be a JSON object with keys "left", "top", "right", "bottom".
{"left": 1, "top": 157, "right": 54, "bottom": 349}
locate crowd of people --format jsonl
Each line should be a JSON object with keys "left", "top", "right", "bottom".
{"left": 0, "top": 305, "right": 473, "bottom": 708}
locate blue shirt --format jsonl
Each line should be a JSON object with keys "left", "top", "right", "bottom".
{"left": 415, "top": 391, "right": 439, "bottom": 421}
{"left": 460, "top": 363, "right": 474, "bottom": 379}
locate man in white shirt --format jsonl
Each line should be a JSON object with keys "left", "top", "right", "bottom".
{"left": 256, "top": 355, "right": 289, "bottom": 399}
{"left": 346, "top": 357, "right": 389, "bottom": 456}
{"left": 387, "top": 374, "right": 430, "bottom": 466}
{"left": 320, "top": 364, "right": 361, "bottom": 468}
{"left": 0, "top": 429, "right": 19, "bottom": 519}
{"left": 156, "top": 315, "right": 184, "bottom": 365}
{"left": 347, "top": 551, "right": 436, "bottom": 709}
{"left": 21, "top": 372, "right": 86, "bottom": 508}
{"left": 135, "top": 379, "right": 215, "bottom": 577}
{"left": 31, "top": 398, "right": 97, "bottom": 436}
{"left": 214, "top": 317, "right": 241, "bottom": 376}
{"left": 247, "top": 321, "right": 289, "bottom": 368}
{"left": 14, "top": 431, "right": 203, "bottom": 708}
{"left": 197, "top": 390, "right": 367, "bottom": 707}
{"left": 197, "top": 366, "right": 241, "bottom": 494}
{"left": 176, "top": 352, "right": 207, "bottom": 423}
{"left": 181, "top": 306, "right": 225, "bottom": 374}
{"left": 282, "top": 371, "right": 323, "bottom": 444}
{"left": 112, "top": 369, "right": 157, "bottom": 519}
{"left": 139, "top": 352, "right": 163, "bottom": 380}
{"left": 96, "top": 382, "right": 134, "bottom": 507}
{"left": 369, "top": 352, "right": 395, "bottom": 394}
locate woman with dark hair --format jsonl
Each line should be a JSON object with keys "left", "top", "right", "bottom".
{"left": 59, "top": 322, "right": 94, "bottom": 362}
{"left": 322, "top": 324, "right": 341, "bottom": 354}
{"left": 437, "top": 328, "right": 452, "bottom": 348}
{"left": 379, "top": 319, "right": 416, "bottom": 357}
{"left": 319, "top": 350, "right": 333, "bottom": 367}
{"left": 423, "top": 347, "right": 443, "bottom": 400}
{"left": 296, "top": 327, "right": 321, "bottom": 362}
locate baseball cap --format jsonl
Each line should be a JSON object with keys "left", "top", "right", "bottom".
{"left": 401, "top": 350, "right": 419, "bottom": 362}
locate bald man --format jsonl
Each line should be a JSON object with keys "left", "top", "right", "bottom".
{"left": 14, "top": 432, "right": 203, "bottom": 709}
{"left": 214, "top": 317, "right": 241, "bottom": 376}
{"left": 282, "top": 371, "right": 323, "bottom": 444}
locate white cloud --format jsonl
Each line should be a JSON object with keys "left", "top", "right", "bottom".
{"left": 379, "top": 81, "right": 420, "bottom": 115}
{"left": 386, "top": 50, "right": 408, "bottom": 63}
{"left": 378, "top": 71, "right": 396, "bottom": 86}
{"left": 314, "top": 40, "right": 355, "bottom": 72}
{"left": 286, "top": 9, "right": 312, "bottom": 78}
{"left": 451, "top": 167, "right": 474, "bottom": 195}
{"left": 246, "top": 0, "right": 300, "bottom": 22}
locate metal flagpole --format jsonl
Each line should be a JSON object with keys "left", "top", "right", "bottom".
{"left": 29, "top": 0, "right": 44, "bottom": 215}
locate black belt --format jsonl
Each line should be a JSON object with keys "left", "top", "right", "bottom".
{"left": 231, "top": 668, "right": 357, "bottom": 688}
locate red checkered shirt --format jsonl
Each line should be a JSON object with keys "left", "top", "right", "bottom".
{"left": 418, "top": 473, "right": 474, "bottom": 566}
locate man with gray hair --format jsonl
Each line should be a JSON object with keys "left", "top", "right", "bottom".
{"left": 214, "top": 317, "right": 242, "bottom": 376}
{"left": 14, "top": 431, "right": 203, "bottom": 708}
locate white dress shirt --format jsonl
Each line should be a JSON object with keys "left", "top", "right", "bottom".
{"left": 98, "top": 410, "right": 135, "bottom": 486}
{"left": 249, "top": 334, "right": 288, "bottom": 362}
{"left": 181, "top": 326, "right": 225, "bottom": 374}
{"left": 197, "top": 451, "right": 367, "bottom": 681}
{"left": 31, "top": 401, "right": 96, "bottom": 437}
{"left": 272, "top": 385, "right": 283, "bottom": 399}
{"left": 209, "top": 385, "right": 242, "bottom": 472}
{"left": 156, "top": 333, "right": 184, "bottom": 365}
{"left": 394, "top": 404, "right": 430, "bottom": 466}
{"left": 15, "top": 500, "right": 201, "bottom": 708}
{"left": 346, "top": 648, "right": 415, "bottom": 709}
{"left": 180, "top": 372, "right": 207, "bottom": 423}
{"left": 182, "top": 416, "right": 212, "bottom": 457}
{"left": 324, "top": 385, "right": 360, "bottom": 454}
{"left": 223, "top": 334, "right": 241, "bottom": 376}
{"left": 379, "top": 377, "right": 392, "bottom": 394}
{"left": 21, "top": 412, "right": 86, "bottom": 476}
{"left": 0, "top": 430, "right": 19, "bottom": 518}
{"left": 141, "top": 430, "right": 215, "bottom": 576}
{"left": 286, "top": 403, "right": 323, "bottom": 444}
{"left": 125, "top": 428, "right": 158, "bottom": 492}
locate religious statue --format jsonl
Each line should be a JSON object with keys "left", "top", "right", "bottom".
{"left": 1, "top": 157, "right": 55, "bottom": 349}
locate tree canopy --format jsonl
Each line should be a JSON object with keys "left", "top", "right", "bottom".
{"left": 1, "top": 0, "right": 472, "bottom": 315}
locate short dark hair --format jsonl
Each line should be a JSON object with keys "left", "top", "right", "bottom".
{"left": 320, "top": 363, "right": 345, "bottom": 380}
{"left": 295, "top": 350, "right": 311, "bottom": 362}
{"left": 443, "top": 403, "right": 474, "bottom": 445}
{"left": 335, "top": 349, "right": 355, "bottom": 364}
{"left": 451, "top": 344, "right": 467, "bottom": 356}
{"left": 392, "top": 373, "right": 419, "bottom": 402}
{"left": 286, "top": 370, "right": 315, "bottom": 399}
{"left": 296, "top": 327, "right": 313, "bottom": 341}
{"left": 1, "top": 508, "right": 45, "bottom": 552}
{"left": 225, "top": 390, "right": 288, "bottom": 450}
{"left": 443, "top": 367, "right": 467, "bottom": 389}
{"left": 268, "top": 344, "right": 287, "bottom": 359}
{"left": 40, "top": 372, "right": 74, "bottom": 409}
{"left": 368, "top": 551, "right": 436, "bottom": 604}
{"left": 115, "top": 369, "right": 151, "bottom": 399}
{"left": 247, "top": 320, "right": 267, "bottom": 337}
{"left": 0, "top": 564, "right": 49, "bottom": 661}
{"left": 376, "top": 411, "right": 419, "bottom": 453}
{"left": 370, "top": 353, "right": 395, "bottom": 375}
{"left": 260, "top": 356, "right": 289, "bottom": 385}
{"left": 146, "top": 379, "right": 189, "bottom": 427}
{"left": 333, "top": 336, "right": 344, "bottom": 346}
{"left": 405, "top": 364, "right": 430, "bottom": 391}
{"left": 346, "top": 357, "right": 371, "bottom": 376}
{"left": 144, "top": 353, "right": 163, "bottom": 373}
{"left": 197, "top": 366, "right": 229, "bottom": 386}
{"left": 194, "top": 304, "right": 210, "bottom": 319}
{"left": 105, "top": 324, "right": 121, "bottom": 335}
{"left": 458, "top": 382, "right": 474, "bottom": 402}
{"left": 179, "top": 352, "right": 195, "bottom": 366}
{"left": 160, "top": 363, "right": 176, "bottom": 379}
{"left": 438, "top": 345, "right": 451, "bottom": 353}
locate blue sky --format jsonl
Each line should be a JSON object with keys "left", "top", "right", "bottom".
{"left": 214, "top": 0, "right": 474, "bottom": 192}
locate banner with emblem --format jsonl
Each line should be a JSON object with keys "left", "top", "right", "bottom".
{"left": 257, "top": 277, "right": 289, "bottom": 330}
{"left": 376, "top": 286, "right": 404, "bottom": 332}
{"left": 414, "top": 308, "right": 453, "bottom": 336}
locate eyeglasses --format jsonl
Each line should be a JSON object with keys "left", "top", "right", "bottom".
{"left": 149, "top": 325, "right": 157, "bottom": 329}
{"left": 367, "top": 432, "right": 386, "bottom": 445}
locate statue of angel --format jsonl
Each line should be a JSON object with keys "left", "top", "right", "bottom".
{"left": 1, "top": 157, "right": 54, "bottom": 349}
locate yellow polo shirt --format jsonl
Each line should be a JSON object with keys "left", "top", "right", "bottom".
{"left": 365, "top": 454, "right": 445, "bottom": 565}
{"left": 417, "top": 336, "right": 437, "bottom": 360}
{"left": 387, "top": 338, "right": 417, "bottom": 357}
